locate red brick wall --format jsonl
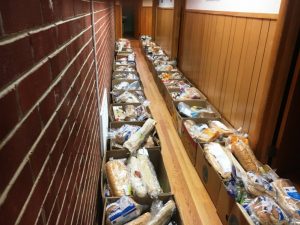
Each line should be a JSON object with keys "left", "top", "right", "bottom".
{"left": 0, "top": 1, "right": 114, "bottom": 224}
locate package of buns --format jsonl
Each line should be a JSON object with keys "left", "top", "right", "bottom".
{"left": 105, "top": 160, "right": 131, "bottom": 197}
{"left": 245, "top": 196, "right": 289, "bottom": 225}
{"left": 272, "top": 179, "right": 300, "bottom": 223}
{"left": 106, "top": 196, "right": 143, "bottom": 225}
{"left": 203, "top": 142, "right": 232, "bottom": 179}
{"left": 123, "top": 118, "right": 157, "bottom": 153}
{"left": 231, "top": 140, "right": 260, "bottom": 173}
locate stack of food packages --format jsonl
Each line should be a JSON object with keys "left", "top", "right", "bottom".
{"left": 102, "top": 38, "right": 182, "bottom": 225}
{"left": 140, "top": 36, "right": 300, "bottom": 225}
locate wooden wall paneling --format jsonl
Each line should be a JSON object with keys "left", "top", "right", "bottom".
{"left": 222, "top": 18, "right": 247, "bottom": 120}
{"left": 171, "top": 0, "right": 183, "bottom": 59}
{"left": 233, "top": 19, "right": 262, "bottom": 129}
{"left": 243, "top": 20, "right": 270, "bottom": 133}
{"left": 140, "top": 7, "right": 153, "bottom": 36}
{"left": 214, "top": 17, "right": 233, "bottom": 109}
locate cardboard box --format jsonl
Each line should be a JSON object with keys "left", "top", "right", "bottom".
{"left": 113, "top": 60, "right": 136, "bottom": 71}
{"left": 216, "top": 182, "right": 235, "bottom": 225}
{"left": 101, "top": 149, "right": 171, "bottom": 201}
{"left": 194, "top": 145, "right": 222, "bottom": 206}
{"left": 172, "top": 100, "right": 221, "bottom": 135}
{"left": 109, "top": 122, "right": 160, "bottom": 151}
{"left": 113, "top": 64, "right": 137, "bottom": 73}
{"left": 111, "top": 79, "right": 143, "bottom": 91}
{"left": 180, "top": 117, "right": 230, "bottom": 165}
{"left": 109, "top": 103, "right": 152, "bottom": 123}
{"left": 228, "top": 203, "right": 254, "bottom": 225}
{"left": 102, "top": 194, "right": 183, "bottom": 225}
{"left": 111, "top": 90, "right": 147, "bottom": 104}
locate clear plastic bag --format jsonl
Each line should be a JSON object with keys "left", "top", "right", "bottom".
{"left": 110, "top": 124, "right": 141, "bottom": 146}
{"left": 148, "top": 199, "right": 176, "bottom": 225}
{"left": 245, "top": 196, "right": 289, "bottom": 225}
{"left": 114, "top": 91, "right": 140, "bottom": 103}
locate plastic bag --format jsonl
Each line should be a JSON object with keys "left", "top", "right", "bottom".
{"left": 203, "top": 142, "right": 232, "bottom": 179}
{"left": 245, "top": 196, "right": 289, "bottom": 225}
{"left": 148, "top": 200, "right": 176, "bottom": 225}
{"left": 209, "top": 120, "right": 235, "bottom": 135}
{"left": 272, "top": 179, "right": 300, "bottom": 223}
{"left": 137, "top": 149, "right": 162, "bottom": 198}
{"left": 114, "top": 91, "right": 140, "bottom": 103}
{"left": 171, "top": 87, "right": 203, "bottom": 100}
{"left": 106, "top": 196, "right": 144, "bottom": 225}
{"left": 177, "top": 102, "right": 214, "bottom": 118}
{"left": 110, "top": 124, "right": 141, "bottom": 146}
{"left": 123, "top": 118, "right": 157, "bottom": 153}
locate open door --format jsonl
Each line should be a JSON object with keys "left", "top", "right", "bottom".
{"left": 115, "top": 1, "right": 122, "bottom": 39}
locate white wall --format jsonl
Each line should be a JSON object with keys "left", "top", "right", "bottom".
{"left": 159, "top": 0, "right": 174, "bottom": 8}
{"left": 143, "top": 0, "right": 153, "bottom": 7}
{"left": 186, "top": 0, "right": 281, "bottom": 14}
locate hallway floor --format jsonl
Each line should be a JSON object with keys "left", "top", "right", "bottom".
{"left": 131, "top": 40, "right": 222, "bottom": 225}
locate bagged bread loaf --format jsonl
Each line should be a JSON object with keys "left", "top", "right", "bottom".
{"left": 204, "top": 142, "right": 232, "bottom": 179}
{"left": 137, "top": 149, "right": 162, "bottom": 198}
{"left": 209, "top": 120, "right": 235, "bottom": 135}
{"left": 273, "top": 179, "right": 300, "bottom": 223}
{"left": 231, "top": 140, "right": 260, "bottom": 173}
{"left": 124, "top": 212, "right": 151, "bottom": 225}
{"left": 106, "top": 196, "right": 143, "bottom": 225}
{"left": 245, "top": 196, "right": 289, "bottom": 225}
{"left": 105, "top": 160, "right": 131, "bottom": 197}
{"left": 127, "top": 156, "right": 147, "bottom": 198}
{"left": 123, "top": 118, "right": 157, "bottom": 153}
{"left": 148, "top": 200, "right": 176, "bottom": 225}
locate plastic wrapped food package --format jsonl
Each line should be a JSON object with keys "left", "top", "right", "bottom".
{"left": 245, "top": 196, "right": 289, "bottom": 225}
{"left": 171, "top": 87, "right": 204, "bottom": 100}
{"left": 244, "top": 171, "right": 276, "bottom": 198}
{"left": 106, "top": 196, "right": 143, "bottom": 225}
{"left": 124, "top": 213, "right": 151, "bottom": 225}
{"left": 113, "top": 72, "right": 139, "bottom": 80}
{"left": 127, "top": 156, "right": 148, "bottom": 198}
{"left": 203, "top": 142, "right": 232, "bottom": 179}
{"left": 163, "top": 80, "right": 191, "bottom": 89}
{"left": 105, "top": 160, "right": 131, "bottom": 197}
{"left": 148, "top": 200, "right": 176, "bottom": 225}
{"left": 209, "top": 120, "right": 235, "bottom": 135}
{"left": 112, "top": 106, "right": 126, "bottom": 121}
{"left": 123, "top": 118, "right": 157, "bottom": 153}
{"left": 113, "top": 81, "right": 142, "bottom": 91}
{"left": 177, "top": 102, "right": 215, "bottom": 118}
{"left": 230, "top": 140, "right": 260, "bottom": 173}
{"left": 155, "top": 64, "right": 177, "bottom": 72}
{"left": 183, "top": 120, "right": 219, "bottom": 143}
{"left": 113, "top": 91, "right": 145, "bottom": 103}
{"left": 116, "top": 66, "right": 136, "bottom": 72}
{"left": 137, "top": 149, "right": 163, "bottom": 198}
{"left": 159, "top": 72, "right": 183, "bottom": 81}
{"left": 110, "top": 124, "right": 141, "bottom": 146}
{"left": 272, "top": 179, "right": 300, "bottom": 223}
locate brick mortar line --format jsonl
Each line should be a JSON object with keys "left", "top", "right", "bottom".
{"left": 0, "top": 40, "right": 93, "bottom": 206}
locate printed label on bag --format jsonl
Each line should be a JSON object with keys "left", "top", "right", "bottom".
{"left": 283, "top": 187, "right": 300, "bottom": 201}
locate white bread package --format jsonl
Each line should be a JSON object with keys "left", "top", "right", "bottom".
{"left": 106, "top": 196, "right": 143, "bottom": 225}
{"left": 273, "top": 179, "right": 300, "bottom": 223}
{"left": 148, "top": 200, "right": 176, "bottom": 225}
{"left": 127, "top": 156, "right": 147, "bottom": 198}
{"left": 123, "top": 118, "right": 157, "bottom": 153}
{"left": 124, "top": 212, "right": 151, "bottom": 225}
{"left": 137, "top": 149, "right": 162, "bottom": 198}
{"left": 105, "top": 160, "right": 131, "bottom": 197}
{"left": 203, "top": 142, "right": 232, "bottom": 179}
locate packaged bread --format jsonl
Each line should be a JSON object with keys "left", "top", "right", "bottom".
{"left": 105, "top": 160, "right": 131, "bottom": 197}
{"left": 273, "top": 179, "right": 300, "bottom": 223}
{"left": 209, "top": 120, "right": 234, "bottom": 135}
{"left": 123, "top": 118, "right": 157, "bottom": 153}
{"left": 244, "top": 171, "right": 275, "bottom": 198}
{"left": 106, "top": 196, "right": 143, "bottom": 225}
{"left": 148, "top": 200, "right": 176, "bottom": 225}
{"left": 137, "top": 149, "right": 162, "bottom": 198}
{"left": 197, "top": 127, "right": 219, "bottom": 143}
{"left": 245, "top": 196, "right": 289, "bottom": 225}
{"left": 231, "top": 140, "right": 260, "bottom": 173}
{"left": 203, "top": 143, "right": 232, "bottom": 179}
{"left": 124, "top": 212, "right": 151, "bottom": 225}
{"left": 127, "top": 156, "right": 147, "bottom": 198}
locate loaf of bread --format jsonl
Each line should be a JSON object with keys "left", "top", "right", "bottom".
{"left": 105, "top": 160, "right": 131, "bottom": 197}
{"left": 148, "top": 200, "right": 176, "bottom": 225}
{"left": 124, "top": 212, "right": 151, "bottom": 225}
{"left": 245, "top": 171, "right": 275, "bottom": 198}
{"left": 209, "top": 120, "right": 234, "bottom": 135}
{"left": 273, "top": 179, "right": 300, "bottom": 222}
{"left": 204, "top": 143, "right": 232, "bottom": 179}
{"left": 231, "top": 140, "right": 260, "bottom": 173}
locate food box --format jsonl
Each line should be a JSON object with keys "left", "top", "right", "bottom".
{"left": 216, "top": 182, "right": 235, "bottom": 225}
{"left": 111, "top": 90, "right": 147, "bottom": 104}
{"left": 101, "top": 194, "right": 183, "bottom": 225}
{"left": 112, "top": 79, "right": 143, "bottom": 91}
{"left": 228, "top": 203, "right": 255, "bottom": 225}
{"left": 112, "top": 71, "right": 140, "bottom": 80}
{"left": 100, "top": 149, "right": 171, "bottom": 201}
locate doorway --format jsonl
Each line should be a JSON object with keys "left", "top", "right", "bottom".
{"left": 122, "top": 2, "right": 135, "bottom": 38}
